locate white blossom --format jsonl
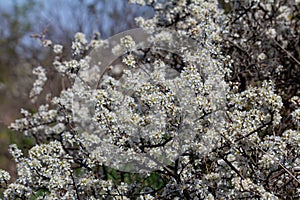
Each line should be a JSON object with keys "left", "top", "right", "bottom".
{"left": 266, "top": 28, "right": 277, "bottom": 39}
{"left": 258, "top": 52, "right": 267, "bottom": 61}
{"left": 53, "top": 44, "right": 63, "bottom": 54}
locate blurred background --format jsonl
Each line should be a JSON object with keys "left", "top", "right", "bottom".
{"left": 0, "top": 0, "right": 153, "bottom": 180}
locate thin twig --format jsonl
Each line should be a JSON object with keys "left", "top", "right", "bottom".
{"left": 273, "top": 39, "right": 300, "bottom": 66}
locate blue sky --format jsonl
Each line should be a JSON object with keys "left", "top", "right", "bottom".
{"left": 0, "top": 0, "right": 152, "bottom": 39}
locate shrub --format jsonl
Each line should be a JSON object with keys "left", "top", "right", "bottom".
{"left": 1, "top": 0, "right": 299, "bottom": 199}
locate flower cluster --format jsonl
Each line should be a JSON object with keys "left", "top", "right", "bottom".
{"left": 222, "top": 0, "right": 300, "bottom": 123}
{"left": 0, "top": 170, "right": 10, "bottom": 188}
{"left": 72, "top": 32, "right": 88, "bottom": 56}
{"left": 29, "top": 66, "right": 47, "bottom": 103}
